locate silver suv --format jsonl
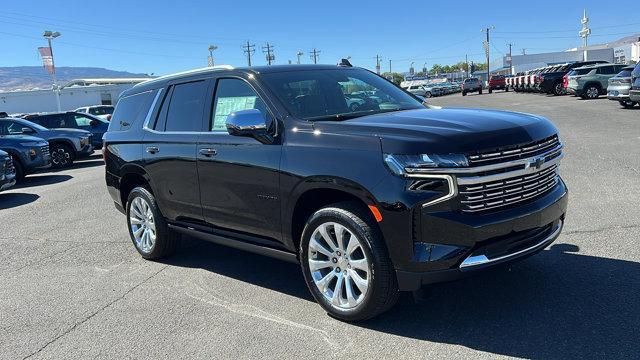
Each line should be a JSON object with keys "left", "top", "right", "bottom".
{"left": 461, "top": 78, "right": 482, "bottom": 96}
{"left": 607, "top": 65, "right": 637, "bottom": 108}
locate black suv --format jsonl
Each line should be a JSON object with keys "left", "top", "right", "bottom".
{"left": 104, "top": 65, "right": 568, "bottom": 321}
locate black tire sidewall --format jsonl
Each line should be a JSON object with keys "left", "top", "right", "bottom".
{"left": 299, "top": 207, "right": 388, "bottom": 321}
{"left": 12, "top": 157, "right": 25, "bottom": 180}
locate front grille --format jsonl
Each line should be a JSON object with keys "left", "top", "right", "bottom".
{"left": 460, "top": 164, "right": 560, "bottom": 212}
{"left": 41, "top": 145, "right": 50, "bottom": 157}
{"left": 467, "top": 135, "right": 560, "bottom": 166}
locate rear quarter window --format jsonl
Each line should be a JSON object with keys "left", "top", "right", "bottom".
{"left": 109, "top": 90, "right": 157, "bottom": 132}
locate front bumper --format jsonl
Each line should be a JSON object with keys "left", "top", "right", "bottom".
{"left": 77, "top": 144, "right": 94, "bottom": 157}
{"left": 629, "top": 90, "right": 640, "bottom": 103}
{"left": 393, "top": 179, "right": 568, "bottom": 291}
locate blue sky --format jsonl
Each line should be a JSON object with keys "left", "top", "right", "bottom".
{"left": 1, "top": 0, "right": 639, "bottom": 75}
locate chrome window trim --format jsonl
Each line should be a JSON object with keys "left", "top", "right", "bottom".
{"left": 141, "top": 88, "right": 163, "bottom": 131}
{"left": 459, "top": 219, "right": 563, "bottom": 269}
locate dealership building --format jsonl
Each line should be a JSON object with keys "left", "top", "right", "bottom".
{"left": 0, "top": 78, "right": 150, "bottom": 114}
{"left": 496, "top": 34, "right": 640, "bottom": 75}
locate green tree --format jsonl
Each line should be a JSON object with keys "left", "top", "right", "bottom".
{"left": 381, "top": 72, "right": 404, "bottom": 85}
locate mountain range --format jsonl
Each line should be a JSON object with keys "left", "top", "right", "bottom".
{"left": 0, "top": 66, "right": 149, "bottom": 92}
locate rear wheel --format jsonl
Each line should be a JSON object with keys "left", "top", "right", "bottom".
{"left": 478, "top": 88, "right": 483, "bottom": 95}
{"left": 50, "top": 144, "right": 74, "bottom": 168}
{"left": 462, "top": 91, "right": 467, "bottom": 96}
{"left": 583, "top": 85, "right": 600, "bottom": 100}
{"left": 553, "top": 82, "right": 564, "bottom": 96}
{"left": 488, "top": 88, "right": 493, "bottom": 94}
{"left": 300, "top": 202, "right": 399, "bottom": 321}
{"left": 126, "top": 187, "right": 179, "bottom": 260}
{"left": 425, "top": 92, "right": 432, "bottom": 98}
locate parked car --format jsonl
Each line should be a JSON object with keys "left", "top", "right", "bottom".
{"left": 606, "top": 65, "right": 637, "bottom": 108}
{"left": 0, "top": 149, "right": 16, "bottom": 192}
{"left": 104, "top": 64, "right": 567, "bottom": 321}
{"left": 629, "top": 62, "right": 640, "bottom": 104}
{"left": 75, "top": 105, "right": 115, "bottom": 121}
{"left": 488, "top": 75, "right": 507, "bottom": 93}
{"left": 344, "top": 94, "right": 366, "bottom": 111}
{"left": 23, "top": 111, "right": 108, "bottom": 150}
{"left": 0, "top": 118, "right": 93, "bottom": 168}
{"left": 567, "top": 64, "right": 627, "bottom": 99}
{"left": 0, "top": 133, "right": 51, "bottom": 180}
{"left": 407, "top": 84, "right": 441, "bottom": 98}
{"left": 539, "top": 61, "right": 608, "bottom": 96}
{"left": 461, "top": 77, "right": 482, "bottom": 96}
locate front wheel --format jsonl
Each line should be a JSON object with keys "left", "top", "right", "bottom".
{"left": 478, "top": 88, "right": 483, "bottom": 95}
{"left": 425, "top": 92, "right": 432, "bottom": 98}
{"left": 619, "top": 100, "right": 636, "bottom": 108}
{"left": 553, "top": 82, "right": 564, "bottom": 96}
{"left": 584, "top": 85, "right": 600, "bottom": 99}
{"left": 126, "top": 187, "right": 179, "bottom": 260}
{"left": 300, "top": 203, "right": 399, "bottom": 321}
{"left": 12, "top": 157, "right": 25, "bottom": 181}
{"left": 50, "top": 144, "right": 74, "bottom": 168}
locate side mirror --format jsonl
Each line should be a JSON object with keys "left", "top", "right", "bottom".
{"left": 226, "top": 109, "right": 273, "bottom": 144}
{"left": 89, "top": 120, "right": 99, "bottom": 127}
{"left": 21, "top": 127, "right": 35, "bottom": 134}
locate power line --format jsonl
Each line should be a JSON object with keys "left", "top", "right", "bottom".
{"left": 262, "top": 43, "right": 275, "bottom": 65}
{"left": 243, "top": 40, "right": 255, "bottom": 66}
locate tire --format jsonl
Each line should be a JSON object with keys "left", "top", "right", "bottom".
{"left": 488, "top": 88, "right": 493, "bottom": 94}
{"left": 299, "top": 202, "right": 399, "bottom": 322}
{"left": 462, "top": 91, "right": 467, "bottom": 96}
{"left": 478, "top": 88, "right": 483, "bottom": 95}
{"left": 553, "top": 82, "right": 564, "bottom": 96}
{"left": 505, "top": 87, "right": 509, "bottom": 92}
{"left": 584, "top": 85, "right": 600, "bottom": 100}
{"left": 126, "top": 187, "right": 179, "bottom": 260}
{"left": 50, "top": 143, "right": 74, "bottom": 168}
{"left": 425, "top": 92, "right": 432, "bottom": 98}
{"left": 12, "top": 157, "right": 25, "bottom": 181}
{"left": 619, "top": 100, "right": 636, "bottom": 109}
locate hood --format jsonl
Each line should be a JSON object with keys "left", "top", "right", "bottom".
{"left": 315, "top": 108, "right": 558, "bottom": 154}
{"left": 49, "top": 128, "right": 91, "bottom": 137}
{"left": 0, "top": 134, "right": 48, "bottom": 145}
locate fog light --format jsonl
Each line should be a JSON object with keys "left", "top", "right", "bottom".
{"left": 412, "top": 243, "right": 467, "bottom": 262}
{"left": 29, "top": 148, "right": 37, "bottom": 159}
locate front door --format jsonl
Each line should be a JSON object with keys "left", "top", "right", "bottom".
{"left": 197, "top": 77, "right": 282, "bottom": 243}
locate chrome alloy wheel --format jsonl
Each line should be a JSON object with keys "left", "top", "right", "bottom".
{"left": 129, "top": 196, "right": 157, "bottom": 253}
{"left": 308, "top": 222, "right": 370, "bottom": 310}
{"left": 586, "top": 86, "right": 599, "bottom": 99}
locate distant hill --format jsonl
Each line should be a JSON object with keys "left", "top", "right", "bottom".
{"left": 0, "top": 66, "right": 150, "bottom": 92}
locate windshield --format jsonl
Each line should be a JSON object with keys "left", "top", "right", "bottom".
{"left": 88, "top": 106, "right": 114, "bottom": 116}
{"left": 260, "top": 68, "right": 423, "bottom": 121}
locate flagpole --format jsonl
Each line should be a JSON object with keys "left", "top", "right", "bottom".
{"left": 43, "top": 31, "right": 61, "bottom": 112}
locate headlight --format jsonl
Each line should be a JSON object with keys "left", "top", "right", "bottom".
{"left": 383, "top": 153, "right": 468, "bottom": 176}
{"left": 19, "top": 142, "right": 41, "bottom": 146}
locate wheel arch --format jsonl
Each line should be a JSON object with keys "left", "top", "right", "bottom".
{"left": 118, "top": 164, "right": 155, "bottom": 209}
{"left": 285, "top": 176, "right": 380, "bottom": 252}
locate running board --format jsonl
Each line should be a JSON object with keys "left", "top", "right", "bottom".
{"left": 168, "top": 224, "right": 299, "bottom": 264}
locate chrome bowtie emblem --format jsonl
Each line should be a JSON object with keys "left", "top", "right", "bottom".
{"left": 527, "top": 156, "right": 545, "bottom": 170}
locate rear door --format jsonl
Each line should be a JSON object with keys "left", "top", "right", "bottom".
{"left": 142, "top": 78, "right": 211, "bottom": 224}
{"left": 197, "top": 75, "right": 282, "bottom": 243}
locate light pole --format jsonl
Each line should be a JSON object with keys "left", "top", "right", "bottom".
{"left": 296, "top": 50, "right": 303, "bottom": 64}
{"left": 43, "top": 30, "right": 61, "bottom": 112}
{"left": 208, "top": 45, "right": 218, "bottom": 67}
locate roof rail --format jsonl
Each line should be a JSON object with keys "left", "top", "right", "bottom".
{"left": 135, "top": 65, "right": 235, "bottom": 87}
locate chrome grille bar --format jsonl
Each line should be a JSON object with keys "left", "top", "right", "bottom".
{"left": 468, "top": 135, "right": 560, "bottom": 165}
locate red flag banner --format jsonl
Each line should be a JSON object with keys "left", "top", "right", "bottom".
{"left": 38, "top": 47, "right": 55, "bottom": 75}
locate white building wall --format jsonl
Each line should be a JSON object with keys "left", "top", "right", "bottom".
{"left": 0, "top": 83, "right": 135, "bottom": 114}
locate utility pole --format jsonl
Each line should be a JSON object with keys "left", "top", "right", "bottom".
{"left": 309, "top": 48, "right": 320, "bottom": 64}
{"left": 521, "top": 48, "right": 527, "bottom": 55}
{"left": 262, "top": 43, "right": 275, "bottom": 65}
{"left": 465, "top": 54, "right": 469, "bottom": 78}
{"left": 43, "top": 30, "right": 61, "bottom": 112}
{"left": 296, "top": 50, "right": 303, "bottom": 64}
{"left": 506, "top": 42, "right": 514, "bottom": 73}
{"left": 579, "top": 9, "right": 591, "bottom": 61}
{"left": 482, "top": 26, "right": 494, "bottom": 85}
{"left": 207, "top": 45, "right": 218, "bottom": 67}
{"left": 243, "top": 40, "right": 255, "bottom": 67}
{"left": 375, "top": 55, "right": 381, "bottom": 74}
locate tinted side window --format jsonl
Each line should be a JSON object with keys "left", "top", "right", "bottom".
{"left": 110, "top": 90, "right": 156, "bottom": 132}
{"left": 211, "top": 79, "right": 268, "bottom": 132}
{"left": 164, "top": 80, "right": 207, "bottom": 132}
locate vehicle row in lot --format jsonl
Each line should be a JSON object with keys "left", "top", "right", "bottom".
{"left": 505, "top": 61, "right": 640, "bottom": 108}
{"left": 0, "top": 132, "right": 50, "bottom": 182}
{"left": 630, "top": 63, "right": 640, "bottom": 104}
{"left": 0, "top": 149, "right": 17, "bottom": 192}
{"left": 405, "top": 81, "right": 461, "bottom": 98}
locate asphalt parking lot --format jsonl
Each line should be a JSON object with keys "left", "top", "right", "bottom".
{"left": 1, "top": 92, "right": 638, "bottom": 359}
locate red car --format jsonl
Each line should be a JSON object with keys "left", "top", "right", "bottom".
{"left": 488, "top": 75, "right": 507, "bottom": 93}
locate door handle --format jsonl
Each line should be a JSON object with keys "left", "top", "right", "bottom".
{"left": 199, "top": 148, "right": 217, "bottom": 157}
{"left": 146, "top": 146, "right": 159, "bottom": 154}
